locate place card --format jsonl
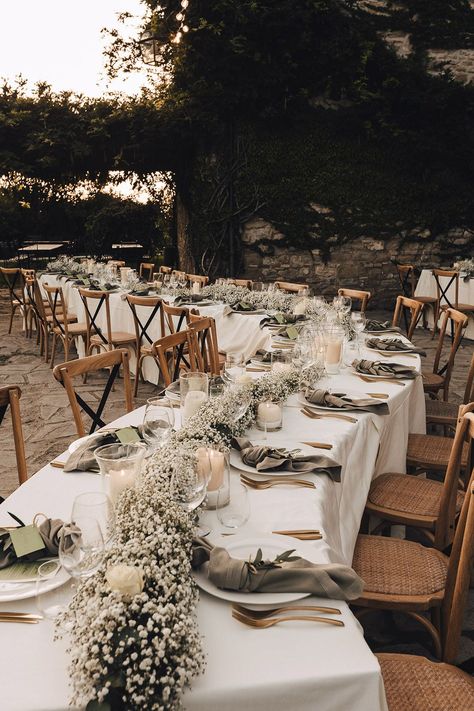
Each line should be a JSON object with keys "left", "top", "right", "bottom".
{"left": 115, "top": 427, "right": 141, "bottom": 445}
{"left": 9, "top": 525, "right": 45, "bottom": 559}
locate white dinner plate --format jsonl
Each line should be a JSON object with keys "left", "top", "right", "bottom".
{"left": 298, "top": 392, "right": 375, "bottom": 412}
{"left": 230, "top": 443, "right": 315, "bottom": 476}
{"left": 193, "top": 536, "right": 311, "bottom": 605}
{"left": 0, "top": 561, "right": 70, "bottom": 602}
{"left": 351, "top": 367, "right": 415, "bottom": 379}
{"left": 249, "top": 358, "right": 271, "bottom": 369}
{"left": 230, "top": 308, "right": 266, "bottom": 315}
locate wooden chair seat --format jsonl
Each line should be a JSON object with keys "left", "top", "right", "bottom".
{"left": 53, "top": 322, "right": 88, "bottom": 336}
{"left": 367, "top": 472, "right": 464, "bottom": 520}
{"left": 353, "top": 534, "right": 447, "bottom": 601}
{"left": 413, "top": 295, "right": 437, "bottom": 304}
{"left": 425, "top": 399, "right": 459, "bottom": 426}
{"left": 90, "top": 331, "right": 136, "bottom": 346}
{"left": 440, "top": 302, "right": 474, "bottom": 313}
{"left": 377, "top": 653, "right": 474, "bottom": 711}
{"left": 421, "top": 371, "right": 444, "bottom": 392}
{"left": 46, "top": 312, "right": 77, "bottom": 324}
{"left": 407, "top": 433, "right": 469, "bottom": 472}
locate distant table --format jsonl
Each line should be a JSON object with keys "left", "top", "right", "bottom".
{"left": 415, "top": 269, "right": 474, "bottom": 339}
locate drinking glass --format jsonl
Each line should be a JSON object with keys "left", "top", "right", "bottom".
{"left": 224, "top": 352, "right": 245, "bottom": 382}
{"left": 142, "top": 399, "right": 173, "bottom": 453}
{"left": 252, "top": 282, "right": 264, "bottom": 292}
{"left": 146, "top": 395, "right": 175, "bottom": 427}
{"left": 351, "top": 311, "right": 367, "bottom": 355}
{"left": 94, "top": 442, "right": 146, "bottom": 505}
{"left": 35, "top": 560, "right": 72, "bottom": 620}
{"left": 58, "top": 517, "right": 104, "bottom": 580}
{"left": 71, "top": 491, "right": 116, "bottom": 547}
{"left": 180, "top": 372, "right": 209, "bottom": 424}
{"left": 271, "top": 349, "right": 293, "bottom": 373}
{"left": 171, "top": 455, "right": 208, "bottom": 514}
{"left": 217, "top": 482, "right": 250, "bottom": 530}
{"left": 209, "top": 377, "right": 225, "bottom": 398}
{"left": 333, "top": 295, "right": 352, "bottom": 314}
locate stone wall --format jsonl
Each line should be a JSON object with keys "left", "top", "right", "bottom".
{"left": 241, "top": 218, "right": 473, "bottom": 308}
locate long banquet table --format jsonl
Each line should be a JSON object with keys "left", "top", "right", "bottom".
{"left": 415, "top": 268, "right": 474, "bottom": 339}
{"left": 0, "top": 329, "right": 426, "bottom": 710}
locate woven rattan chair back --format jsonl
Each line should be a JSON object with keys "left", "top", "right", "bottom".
{"left": 432, "top": 308, "right": 468, "bottom": 399}
{"left": 78, "top": 288, "right": 113, "bottom": 351}
{"left": 0, "top": 385, "right": 27, "bottom": 486}
{"left": 275, "top": 281, "right": 308, "bottom": 294}
{"left": 337, "top": 288, "right": 371, "bottom": 313}
{"left": 162, "top": 302, "right": 194, "bottom": 335}
{"left": 188, "top": 315, "right": 220, "bottom": 375}
{"left": 1, "top": 267, "right": 26, "bottom": 334}
{"left": 392, "top": 295, "right": 424, "bottom": 341}
{"left": 139, "top": 262, "right": 154, "bottom": 281}
{"left": 186, "top": 273, "right": 209, "bottom": 287}
{"left": 53, "top": 349, "right": 133, "bottom": 438}
{"left": 151, "top": 330, "right": 199, "bottom": 387}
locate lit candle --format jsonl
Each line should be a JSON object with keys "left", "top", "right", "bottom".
{"left": 192, "top": 281, "right": 201, "bottom": 295}
{"left": 120, "top": 267, "right": 131, "bottom": 284}
{"left": 325, "top": 340, "right": 342, "bottom": 364}
{"left": 257, "top": 401, "right": 282, "bottom": 431}
{"left": 109, "top": 467, "right": 136, "bottom": 504}
{"left": 293, "top": 299, "right": 307, "bottom": 315}
{"left": 182, "top": 390, "right": 207, "bottom": 422}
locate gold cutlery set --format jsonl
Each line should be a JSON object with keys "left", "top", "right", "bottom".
{"left": 0, "top": 612, "right": 42, "bottom": 624}
{"left": 232, "top": 604, "right": 344, "bottom": 628}
{"left": 240, "top": 474, "right": 316, "bottom": 490}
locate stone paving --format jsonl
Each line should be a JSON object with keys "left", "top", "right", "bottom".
{"left": 0, "top": 289, "right": 473, "bottom": 668}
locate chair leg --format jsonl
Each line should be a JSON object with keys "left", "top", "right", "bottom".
{"left": 8, "top": 306, "right": 15, "bottom": 334}
{"left": 406, "top": 611, "right": 442, "bottom": 659}
{"left": 50, "top": 334, "right": 57, "bottom": 369}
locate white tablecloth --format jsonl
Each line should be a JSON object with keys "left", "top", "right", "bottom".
{"left": 415, "top": 269, "right": 474, "bottom": 339}
{"left": 0, "top": 344, "right": 426, "bottom": 711}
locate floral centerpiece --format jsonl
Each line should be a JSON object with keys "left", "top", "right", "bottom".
{"left": 453, "top": 258, "right": 474, "bottom": 279}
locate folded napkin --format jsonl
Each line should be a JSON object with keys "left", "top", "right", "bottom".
{"left": 260, "top": 313, "right": 306, "bottom": 328}
{"left": 352, "top": 358, "right": 417, "bottom": 379}
{"left": 365, "top": 337, "right": 426, "bottom": 356}
{"left": 304, "top": 388, "right": 389, "bottom": 415}
{"left": 233, "top": 437, "right": 341, "bottom": 482}
{"left": 192, "top": 538, "right": 364, "bottom": 600}
{"left": 273, "top": 325, "right": 301, "bottom": 340}
{"left": 231, "top": 301, "right": 256, "bottom": 312}
{"left": 0, "top": 516, "right": 80, "bottom": 570}
{"left": 174, "top": 294, "right": 205, "bottom": 305}
{"left": 252, "top": 349, "right": 273, "bottom": 364}
{"left": 63, "top": 426, "right": 144, "bottom": 472}
{"left": 365, "top": 320, "right": 401, "bottom": 333}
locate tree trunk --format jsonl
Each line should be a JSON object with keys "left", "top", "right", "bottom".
{"left": 176, "top": 192, "right": 195, "bottom": 273}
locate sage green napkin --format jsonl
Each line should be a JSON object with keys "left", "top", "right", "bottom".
{"left": 273, "top": 324, "right": 301, "bottom": 340}
{"left": 192, "top": 538, "right": 364, "bottom": 600}
{"left": 233, "top": 437, "right": 341, "bottom": 482}
{"left": 260, "top": 313, "right": 306, "bottom": 329}
{"left": 231, "top": 301, "right": 256, "bottom": 312}
{"left": 352, "top": 359, "right": 417, "bottom": 379}
{"left": 364, "top": 320, "right": 401, "bottom": 333}
{"left": 0, "top": 517, "right": 80, "bottom": 570}
{"left": 304, "top": 388, "right": 389, "bottom": 415}
{"left": 365, "top": 337, "right": 426, "bottom": 356}
{"left": 63, "top": 427, "right": 144, "bottom": 472}
{"left": 252, "top": 349, "right": 273, "bottom": 364}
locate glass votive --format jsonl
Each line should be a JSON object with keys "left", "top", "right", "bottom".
{"left": 271, "top": 350, "right": 293, "bottom": 373}
{"left": 196, "top": 446, "right": 230, "bottom": 509}
{"left": 217, "top": 481, "right": 250, "bottom": 529}
{"left": 256, "top": 398, "right": 283, "bottom": 432}
{"left": 94, "top": 443, "right": 146, "bottom": 505}
{"left": 120, "top": 267, "right": 132, "bottom": 284}
{"left": 209, "top": 377, "right": 225, "bottom": 398}
{"left": 180, "top": 372, "right": 209, "bottom": 424}
{"left": 324, "top": 327, "right": 344, "bottom": 374}
{"left": 35, "top": 560, "right": 73, "bottom": 621}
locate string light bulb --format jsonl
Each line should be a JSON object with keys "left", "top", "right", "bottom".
{"left": 172, "top": 0, "right": 190, "bottom": 43}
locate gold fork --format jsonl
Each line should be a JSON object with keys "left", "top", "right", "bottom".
{"left": 232, "top": 603, "right": 341, "bottom": 617}
{"left": 356, "top": 375, "right": 405, "bottom": 387}
{"left": 272, "top": 529, "right": 322, "bottom": 540}
{"left": 0, "top": 613, "right": 42, "bottom": 624}
{"left": 232, "top": 609, "right": 344, "bottom": 628}
{"left": 300, "top": 407, "right": 357, "bottom": 423}
{"left": 240, "top": 474, "right": 315, "bottom": 490}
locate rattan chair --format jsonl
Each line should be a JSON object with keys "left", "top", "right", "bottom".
{"left": 365, "top": 402, "right": 474, "bottom": 550}
{"left": 43, "top": 285, "right": 88, "bottom": 368}
{"left": 78, "top": 288, "right": 136, "bottom": 356}
{"left": 186, "top": 273, "right": 209, "bottom": 287}
{"left": 432, "top": 268, "right": 474, "bottom": 337}
{"left": 395, "top": 263, "right": 438, "bottom": 331}
{"left": 53, "top": 349, "right": 133, "bottom": 437}
{"left": 188, "top": 315, "right": 222, "bottom": 375}
{"left": 126, "top": 294, "right": 165, "bottom": 396}
{"left": 391, "top": 295, "right": 424, "bottom": 341}
{"left": 352, "top": 440, "right": 474, "bottom": 659}
{"left": 0, "top": 385, "right": 27, "bottom": 486}
{"left": 275, "top": 281, "right": 309, "bottom": 294}
{"left": 421, "top": 307, "right": 468, "bottom": 400}
{"left": 1, "top": 267, "right": 28, "bottom": 334}
{"left": 337, "top": 288, "right": 371, "bottom": 313}
{"left": 150, "top": 330, "right": 199, "bottom": 387}
{"left": 426, "top": 352, "right": 474, "bottom": 429}
{"left": 139, "top": 262, "right": 154, "bottom": 281}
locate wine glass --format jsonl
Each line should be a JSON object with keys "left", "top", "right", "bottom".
{"left": 171, "top": 455, "right": 208, "bottom": 514}
{"left": 58, "top": 517, "right": 104, "bottom": 580}
{"left": 333, "top": 294, "right": 352, "bottom": 315}
{"left": 142, "top": 398, "right": 173, "bottom": 453}
{"left": 35, "top": 560, "right": 73, "bottom": 621}
{"left": 71, "top": 492, "right": 116, "bottom": 548}
{"left": 224, "top": 352, "right": 245, "bottom": 382}
{"left": 351, "top": 311, "right": 367, "bottom": 355}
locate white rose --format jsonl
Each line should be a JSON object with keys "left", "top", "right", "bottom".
{"left": 105, "top": 565, "right": 144, "bottom": 597}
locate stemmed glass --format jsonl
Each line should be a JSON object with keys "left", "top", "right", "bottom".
{"left": 71, "top": 492, "right": 116, "bottom": 548}
{"left": 223, "top": 352, "right": 245, "bottom": 382}
{"left": 58, "top": 517, "right": 104, "bottom": 581}
{"left": 351, "top": 311, "right": 367, "bottom": 356}
{"left": 171, "top": 453, "right": 209, "bottom": 532}
{"left": 333, "top": 294, "right": 352, "bottom": 315}
{"left": 142, "top": 398, "right": 173, "bottom": 454}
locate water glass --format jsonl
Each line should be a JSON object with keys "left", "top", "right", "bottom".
{"left": 58, "top": 517, "right": 104, "bottom": 580}
{"left": 209, "top": 377, "right": 225, "bottom": 398}
{"left": 217, "top": 482, "right": 250, "bottom": 530}
{"left": 35, "top": 560, "right": 72, "bottom": 620}
{"left": 333, "top": 295, "right": 352, "bottom": 314}
{"left": 271, "top": 350, "right": 293, "bottom": 373}
{"left": 324, "top": 326, "right": 344, "bottom": 374}
{"left": 180, "top": 372, "right": 209, "bottom": 424}
{"left": 224, "top": 352, "right": 245, "bottom": 381}
{"left": 142, "top": 398, "right": 173, "bottom": 452}
{"left": 171, "top": 455, "right": 208, "bottom": 513}
{"left": 94, "top": 442, "right": 146, "bottom": 505}
{"left": 72, "top": 491, "right": 116, "bottom": 547}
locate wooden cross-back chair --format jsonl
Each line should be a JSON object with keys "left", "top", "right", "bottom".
{"left": 43, "top": 284, "right": 88, "bottom": 368}
{"left": 78, "top": 288, "right": 136, "bottom": 356}
{"left": 353, "top": 429, "right": 474, "bottom": 661}
{"left": 162, "top": 302, "right": 195, "bottom": 335}
{"left": 108, "top": 260, "right": 125, "bottom": 267}
{"left": 432, "top": 268, "right": 474, "bottom": 338}
{"left": 0, "top": 385, "right": 27, "bottom": 487}
{"left": 337, "top": 287, "right": 371, "bottom": 313}
{"left": 376, "top": 479, "right": 474, "bottom": 708}
{"left": 275, "top": 281, "right": 308, "bottom": 294}
{"left": 139, "top": 262, "right": 154, "bottom": 281}
{"left": 188, "top": 315, "right": 222, "bottom": 376}
{"left": 364, "top": 401, "right": 474, "bottom": 552}
{"left": 24, "top": 277, "right": 52, "bottom": 360}
{"left": 159, "top": 265, "right": 172, "bottom": 274}
{"left": 151, "top": 330, "right": 199, "bottom": 387}
{"left": 126, "top": 294, "right": 165, "bottom": 396}
{"left": 53, "top": 349, "right": 134, "bottom": 437}
{"left": 172, "top": 269, "right": 186, "bottom": 280}
{"left": 227, "top": 278, "right": 253, "bottom": 289}
{"left": 422, "top": 307, "right": 468, "bottom": 401}
{"left": 395, "top": 263, "right": 437, "bottom": 330}
{"left": 391, "top": 295, "right": 424, "bottom": 341}
{"left": 426, "top": 351, "right": 474, "bottom": 429}
{"left": 186, "top": 273, "right": 209, "bottom": 287}
{"left": 1, "top": 267, "right": 28, "bottom": 334}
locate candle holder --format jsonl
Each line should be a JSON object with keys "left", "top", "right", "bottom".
{"left": 196, "top": 446, "right": 230, "bottom": 510}
{"left": 256, "top": 398, "right": 283, "bottom": 432}
{"left": 180, "top": 372, "right": 209, "bottom": 424}
{"left": 324, "top": 326, "right": 344, "bottom": 375}
{"left": 94, "top": 443, "right": 146, "bottom": 505}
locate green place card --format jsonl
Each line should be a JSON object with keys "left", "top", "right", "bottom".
{"left": 286, "top": 325, "right": 299, "bottom": 340}
{"left": 115, "top": 427, "right": 141, "bottom": 445}
{"left": 275, "top": 313, "right": 285, "bottom": 324}
{"left": 9, "top": 525, "right": 45, "bottom": 558}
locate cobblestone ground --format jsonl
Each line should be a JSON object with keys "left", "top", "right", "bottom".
{"left": 0, "top": 289, "right": 473, "bottom": 668}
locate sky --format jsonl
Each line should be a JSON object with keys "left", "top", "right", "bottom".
{"left": 0, "top": 1, "right": 147, "bottom": 96}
